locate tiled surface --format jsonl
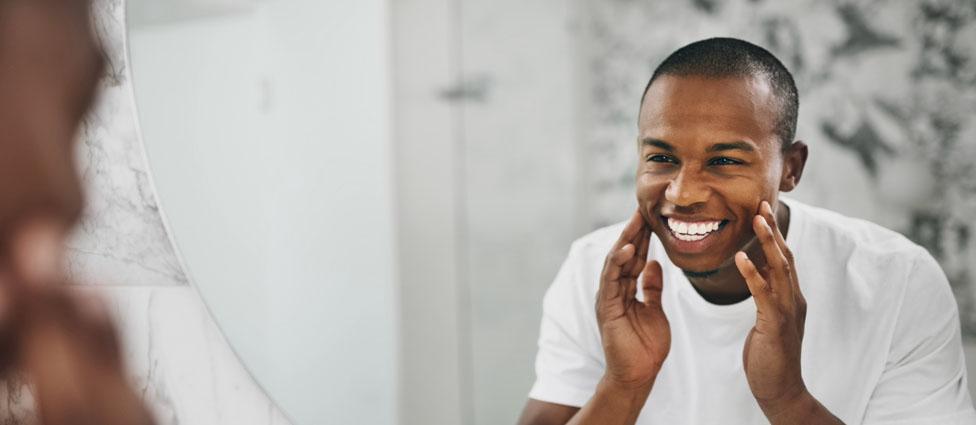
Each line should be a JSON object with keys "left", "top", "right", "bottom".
{"left": 67, "top": 0, "right": 187, "bottom": 287}
{"left": 96, "top": 286, "right": 291, "bottom": 425}
{"left": 0, "top": 287, "right": 293, "bottom": 425}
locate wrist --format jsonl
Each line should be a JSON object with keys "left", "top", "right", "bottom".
{"left": 598, "top": 373, "right": 656, "bottom": 400}
{"left": 758, "top": 388, "right": 820, "bottom": 424}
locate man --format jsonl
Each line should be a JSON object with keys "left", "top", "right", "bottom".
{"left": 0, "top": 0, "right": 155, "bottom": 424}
{"left": 518, "top": 38, "right": 976, "bottom": 424}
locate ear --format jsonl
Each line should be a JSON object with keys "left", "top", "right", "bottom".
{"left": 779, "top": 141, "right": 808, "bottom": 192}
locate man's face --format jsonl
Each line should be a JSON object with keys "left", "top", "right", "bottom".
{"left": 636, "top": 74, "right": 797, "bottom": 274}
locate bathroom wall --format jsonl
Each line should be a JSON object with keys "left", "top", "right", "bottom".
{"left": 0, "top": 1, "right": 291, "bottom": 424}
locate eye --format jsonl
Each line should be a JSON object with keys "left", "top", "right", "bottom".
{"left": 646, "top": 154, "right": 677, "bottom": 164}
{"left": 708, "top": 157, "right": 743, "bottom": 166}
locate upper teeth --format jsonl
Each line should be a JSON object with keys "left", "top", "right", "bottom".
{"left": 668, "top": 218, "right": 722, "bottom": 236}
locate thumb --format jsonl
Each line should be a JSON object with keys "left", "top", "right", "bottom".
{"left": 641, "top": 260, "right": 664, "bottom": 307}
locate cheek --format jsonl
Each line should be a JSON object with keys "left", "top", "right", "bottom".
{"left": 635, "top": 173, "right": 666, "bottom": 224}
{"left": 720, "top": 166, "right": 780, "bottom": 207}
{"left": 636, "top": 173, "right": 667, "bottom": 200}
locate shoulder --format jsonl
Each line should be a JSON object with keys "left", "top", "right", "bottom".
{"left": 544, "top": 222, "right": 628, "bottom": 303}
{"left": 788, "top": 198, "right": 929, "bottom": 267}
{"left": 567, "top": 221, "right": 626, "bottom": 260}
{"left": 787, "top": 198, "right": 948, "bottom": 312}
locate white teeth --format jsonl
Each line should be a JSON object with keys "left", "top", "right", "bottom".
{"left": 667, "top": 218, "right": 723, "bottom": 239}
{"left": 675, "top": 233, "right": 707, "bottom": 242}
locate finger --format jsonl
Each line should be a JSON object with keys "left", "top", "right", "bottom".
{"left": 641, "top": 260, "right": 664, "bottom": 307}
{"left": 605, "top": 211, "right": 644, "bottom": 286}
{"left": 622, "top": 277, "right": 638, "bottom": 302}
{"left": 20, "top": 294, "right": 91, "bottom": 424}
{"left": 752, "top": 214, "right": 790, "bottom": 298}
{"left": 620, "top": 226, "right": 642, "bottom": 278}
{"left": 609, "top": 243, "right": 636, "bottom": 270}
{"left": 632, "top": 226, "right": 650, "bottom": 276}
{"left": 612, "top": 210, "right": 646, "bottom": 253}
{"left": 760, "top": 201, "right": 803, "bottom": 301}
{"left": 627, "top": 225, "right": 650, "bottom": 277}
{"left": 759, "top": 201, "right": 788, "bottom": 256}
{"left": 20, "top": 286, "right": 153, "bottom": 425}
{"left": 735, "top": 251, "right": 776, "bottom": 312}
{"left": 71, "top": 291, "right": 124, "bottom": 368}
{"left": 600, "top": 243, "right": 636, "bottom": 301}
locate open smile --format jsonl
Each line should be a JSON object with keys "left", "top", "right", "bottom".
{"left": 659, "top": 215, "right": 730, "bottom": 254}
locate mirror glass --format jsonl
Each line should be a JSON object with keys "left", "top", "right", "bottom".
{"left": 128, "top": 1, "right": 976, "bottom": 424}
{"left": 127, "top": 1, "right": 397, "bottom": 423}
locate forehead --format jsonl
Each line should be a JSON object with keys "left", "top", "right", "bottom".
{"left": 638, "top": 74, "right": 779, "bottom": 148}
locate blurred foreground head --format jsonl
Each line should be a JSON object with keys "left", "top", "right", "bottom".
{"left": 0, "top": 1, "right": 155, "bottom": 424}
{"left": 0, "top": 0, "right": 104, "bottom": 271}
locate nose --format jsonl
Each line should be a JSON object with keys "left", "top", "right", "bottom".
{"left": 664, "top": 166, "right": 710, "bottom": 207}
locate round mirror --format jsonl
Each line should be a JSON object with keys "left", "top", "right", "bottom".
{"left": 127, "top": 1, "right": 976, "bottom": 424}
{"left": 127, "top": 1, "right": 397, "bottom": 423}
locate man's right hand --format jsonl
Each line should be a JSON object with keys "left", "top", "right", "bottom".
{"left": 518, "top": 210, "right": 671, "bottom": 425}
{"left": 595, "top": 209, "right": 670, "bottom": 391}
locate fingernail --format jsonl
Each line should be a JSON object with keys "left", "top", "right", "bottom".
{"left": 13, "top": 219, "right": 65, "bottom": 285}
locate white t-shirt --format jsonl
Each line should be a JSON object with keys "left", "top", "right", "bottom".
{"left": 529, "top": 198, "right": 976, "bottom": 424}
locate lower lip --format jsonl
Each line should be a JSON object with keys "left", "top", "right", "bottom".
{"left": 659, "top": 216, "right": 728, "bottom": 254}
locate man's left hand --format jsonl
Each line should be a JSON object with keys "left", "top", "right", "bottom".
{"left": 735, "top": 200, "right": 829, "bottom": 423}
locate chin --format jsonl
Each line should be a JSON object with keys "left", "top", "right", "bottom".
{"left": 665, "top": 249, "right": 730, "bottom": 274}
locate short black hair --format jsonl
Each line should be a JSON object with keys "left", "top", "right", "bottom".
{"left": 640, "top": 37, "right": 799, "bottom": 148}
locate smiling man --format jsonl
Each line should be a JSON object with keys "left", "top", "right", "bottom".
{"left": 517, "top": 38, "right": 976, "bottom": 425}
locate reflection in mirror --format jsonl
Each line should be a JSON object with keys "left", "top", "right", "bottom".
{"left": 128, "top": 0, "right": 976, "bottom": 424}
{"left": 128, "top": 1, "right": 397, "bottom": 423}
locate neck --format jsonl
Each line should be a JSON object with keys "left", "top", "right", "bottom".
{"left": 686, "top": 200, "right": 791, "bottom": 305}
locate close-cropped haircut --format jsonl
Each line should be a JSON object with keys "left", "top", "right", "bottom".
{"left": 640, "top": 37, "right": 799, "bottom": 148}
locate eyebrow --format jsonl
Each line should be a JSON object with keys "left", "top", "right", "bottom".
{"left": 640, "top": 138, "right": 673, "bottom": 151}
{"left": 707, "top": 141, "right": 756, "bottom": 153}
{"left": 640, "top": 138, "right": 757, "bottom": 153}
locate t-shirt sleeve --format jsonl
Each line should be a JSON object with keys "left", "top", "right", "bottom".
{"left": 862, "top": 249, "right": 976, "bottom": 425}
{"left": 527, "top": 241, "right": 606, "bottom": 407}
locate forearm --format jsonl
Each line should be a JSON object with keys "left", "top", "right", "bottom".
{"left": 567, "top": 378, "right": 653, "bottom": 425}
{"left": 761, "top": 390, "right": 844, "bottom": 425}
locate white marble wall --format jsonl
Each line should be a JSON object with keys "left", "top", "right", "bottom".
{"left": 0, "top": 1, "right": 291, "bottom": 424}
{"left": 69, "top": 0, "right": 187, "bottom": 288}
